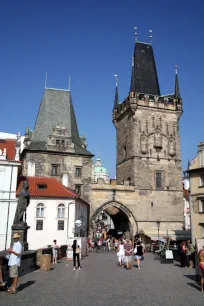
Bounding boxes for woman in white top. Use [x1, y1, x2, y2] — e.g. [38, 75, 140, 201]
[117, 241, 125, 267]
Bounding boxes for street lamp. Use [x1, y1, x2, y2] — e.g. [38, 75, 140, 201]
[156, 220, 160, 248]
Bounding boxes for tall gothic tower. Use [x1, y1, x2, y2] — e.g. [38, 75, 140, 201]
[113, 41, 183, 194]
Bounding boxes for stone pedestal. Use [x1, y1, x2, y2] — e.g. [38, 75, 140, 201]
[11, 224, 30, 251]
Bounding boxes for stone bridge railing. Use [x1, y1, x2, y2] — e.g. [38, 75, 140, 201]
[0, 245, 67, 281]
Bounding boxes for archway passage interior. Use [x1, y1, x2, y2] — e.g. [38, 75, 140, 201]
[105, 205, 131, 238]
[92, 202, 136, 239]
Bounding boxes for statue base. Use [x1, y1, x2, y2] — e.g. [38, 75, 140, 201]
[11, 224, 30, 251]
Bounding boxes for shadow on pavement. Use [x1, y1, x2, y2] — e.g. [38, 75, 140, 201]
[18, 280, 36, 292]
[174, 264, 181, 267]
[184, 274, 196, 281]
[187, 282, 201, 292]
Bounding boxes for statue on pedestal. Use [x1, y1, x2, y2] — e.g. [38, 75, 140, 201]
[12, 180, 30, 251]
[14, 180, 30, 225]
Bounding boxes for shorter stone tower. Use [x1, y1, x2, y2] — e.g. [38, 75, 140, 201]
[21, 87, 93, 202]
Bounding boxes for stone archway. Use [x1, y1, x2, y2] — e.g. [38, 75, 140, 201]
[91, 201, 138, 238]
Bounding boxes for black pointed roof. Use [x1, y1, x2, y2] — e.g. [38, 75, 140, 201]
[28, 88, 93, 156]
[130, 42, 160, 96]
[114, 85, 119, 108]
[175, 73, 181, 99]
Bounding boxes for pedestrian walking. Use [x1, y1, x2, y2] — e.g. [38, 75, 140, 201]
[135, 242, 144, 269]
[0, 256, 6, 288]
[180, 241, 187, 268]
[6, 233, 22, 294]
[114, 239, 118, 251]
[124, 239, 133, 270]
[198, 246, 204, 292]
[186, 240, 195, 268]
[52, 240, 59, 264]
[107, 238, 111, 252]
[117, 240, 125, 267]
[72, 240, 81, 271]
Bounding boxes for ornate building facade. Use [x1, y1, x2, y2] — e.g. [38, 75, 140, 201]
[90, 40, 185, 239]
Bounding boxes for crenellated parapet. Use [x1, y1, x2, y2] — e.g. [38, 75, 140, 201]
[113, 92, 182, 123]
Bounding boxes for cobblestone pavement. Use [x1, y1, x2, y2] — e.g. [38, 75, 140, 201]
[0, 251, 203, 306]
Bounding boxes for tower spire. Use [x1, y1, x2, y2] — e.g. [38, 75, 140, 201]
[114, 74, 119, 108]
[130, 56, 136, 93]
[175, 65, 181, 99]
[45, 72, 48, 89]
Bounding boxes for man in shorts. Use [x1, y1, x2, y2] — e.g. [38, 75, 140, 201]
[7, 233, 22, 294]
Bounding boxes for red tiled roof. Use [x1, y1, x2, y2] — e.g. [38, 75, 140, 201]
[0, 139, 16, 160]
[17, 177, 79, 198]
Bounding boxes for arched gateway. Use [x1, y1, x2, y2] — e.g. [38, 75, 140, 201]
[91, 200, 138, 239]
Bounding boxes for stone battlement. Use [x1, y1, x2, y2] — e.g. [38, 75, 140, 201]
[113, 93, 182, 121]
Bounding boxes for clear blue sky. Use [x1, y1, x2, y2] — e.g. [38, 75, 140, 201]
[0, 0, 203, 178]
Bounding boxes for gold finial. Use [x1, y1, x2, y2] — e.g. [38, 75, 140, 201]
[134, 26, 138, 43]
[175, 65, 178, 75]
[114, 74, 118, 86]
[149, 29, 153, 44]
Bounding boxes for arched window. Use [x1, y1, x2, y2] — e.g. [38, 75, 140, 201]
[36, 203, 44, 218]
[58, 204, 65, 218]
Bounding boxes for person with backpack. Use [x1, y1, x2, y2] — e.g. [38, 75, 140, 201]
[72, 240, 81, 271]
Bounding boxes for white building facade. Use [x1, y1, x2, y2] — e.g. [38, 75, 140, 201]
[17, 177, 89, 250]
[0, 137, 21, 250]
[183, 176, 191, 230]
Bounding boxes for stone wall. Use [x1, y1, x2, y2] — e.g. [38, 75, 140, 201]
[90, 182, 184, 238]
[115, 102, 182, 192]
[21, 151, 93, 202]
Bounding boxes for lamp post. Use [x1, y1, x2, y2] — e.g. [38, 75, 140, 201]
[156, 220, 160, 249]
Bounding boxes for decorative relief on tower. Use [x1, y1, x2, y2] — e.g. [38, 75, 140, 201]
[47, 124, 74, 152]
[168, 136, 176, 157]
[154, 127, 162, 150]
[140, 132, 148, 154]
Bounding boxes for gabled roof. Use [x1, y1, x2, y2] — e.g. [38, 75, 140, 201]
[16, 176, 79, 198]
[0, 139, 16, 160]
[130, 42, 160, 96]
[28, 88, 93, 156]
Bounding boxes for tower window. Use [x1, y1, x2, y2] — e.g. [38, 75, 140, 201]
[56, 139, 60, 146]
[61, 140, 65, 146]
[75, 185, 82, 195]
[156, 172, 162, 190]
[123, 146, 127, 159]
[75, 167, 82, 177]
[51, 164, 59, 176]
[150, 149, 152, 156]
